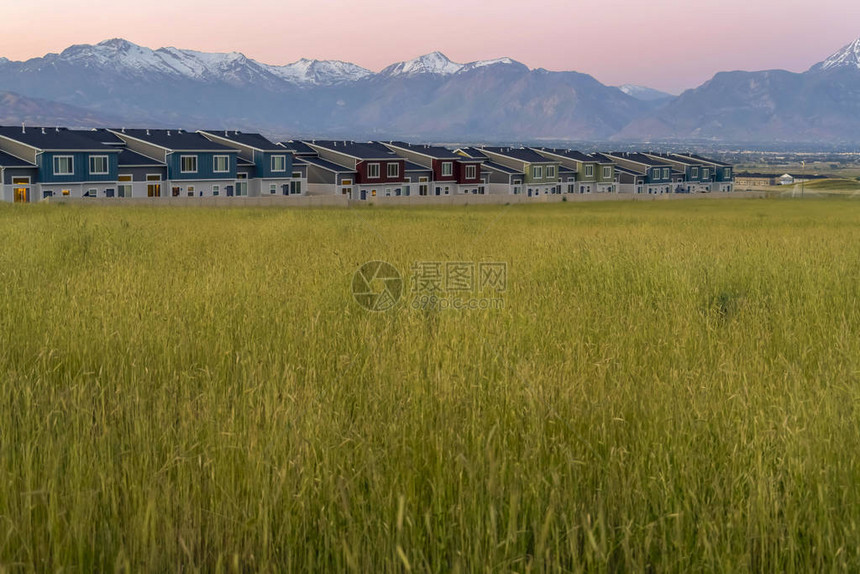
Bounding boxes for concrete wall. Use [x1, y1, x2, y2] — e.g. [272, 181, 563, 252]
[42, 190, 765, 208]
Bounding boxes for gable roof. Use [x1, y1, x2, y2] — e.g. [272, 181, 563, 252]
[0, 126, 120, 152]
[483, 161, 523, 175]
[118, 149, 164, 167]
[482, 147, 556, 163]
[535, 148, 596, 163]
[604, 152, 670, 167]
[404, 161, 432, 172]
[278, 141, 318, 155]
[301, 155, 356, 173]
[199, 130, 285, 152]
[0, 149, 36, 168]
[387, 141, 464, 160]
[308, 140, 402, 160]
[115, 129, 238, 152]
[455, 147, 490, 160]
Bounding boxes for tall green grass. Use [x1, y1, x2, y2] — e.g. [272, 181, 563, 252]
[1, 198, 859, 571]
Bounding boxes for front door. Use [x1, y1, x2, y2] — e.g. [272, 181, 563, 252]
[13, 187, 29, 203]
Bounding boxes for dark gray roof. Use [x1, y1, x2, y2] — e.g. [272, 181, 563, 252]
[559, 166, 576, 174]
[301, 155, 356, 173]
[0, 126, 120, 151]
[308, 140, 400, 160]
[118, 149, 164, 167]
[237, 158, 255, 167]
[116, 129, 238, 152]
[67, 128, 127, 146]
[0, 150, 36, 167]
[482, 147, 556, 163]
[279, 141, 318, 155]
[536, 148, 596, 163]
[614, 165, 644, 177]
[387, 141, 462, 160]
[404, 161, 432, 172]
[605, 152, 669, 167]
[291, 157, 308, 166]
[483, 161, 523, 175]
[676, 153, 731, 167]
[587, 153, 614, 165]
[456, 147, 490, 160]
[199, 130, 284, 152]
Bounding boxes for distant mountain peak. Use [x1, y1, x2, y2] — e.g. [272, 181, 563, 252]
[617, 84, 674, 101]
[382, 52, 463, 77]
[811, 38, 860, 72]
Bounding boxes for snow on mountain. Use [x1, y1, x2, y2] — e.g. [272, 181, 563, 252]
[269, 58, 372, 85]
[381, 52, 464, 77]
[460, 58, 522, 72]
[617, 84, 674, 101]
[810, 38, 860, 72]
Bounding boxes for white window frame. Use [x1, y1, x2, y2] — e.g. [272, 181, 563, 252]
[545, 165, 556, 179]
[533, 166, 543, 180]
[53, 156, 74, 176]
[213, 155, 230, 173]
[603, 167, 612, 179]
[584, 165, 594, 177]
[89, 155, 109, 175]
[180, 155, 198, 174]
[441, 162, 453, 177]
[269, 183, 277, 194]
[271, 155, 287, 173]
[367, 163, 380, 179]
[465, 165, 477, 179]
[212, 185, 220, 196]
[703, 168, 711, 179]
[387, 163, 399, 178]
[663, 168, 670, 179]
[691, 167, 699, 178]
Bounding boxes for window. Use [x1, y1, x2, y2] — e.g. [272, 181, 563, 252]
[691, 167, 699, 178]
[271, 155, 287, 172]
[663, 168, 670, 179]
[725, 168, 732, 179]
[180, 155, 198, 173]
[703, 168, 710, 179]
[85, 188, 97, 198]
[270, 184, 277, 195]
[172, 186, 181, 197]
[603, 167, 612, 179]
[213, 185, 220, 196]
[89, 155, 109, 175]
[213, 155, 230, 173]
[387, 163, 399, 178]
[12, 177, 30, 184]
[367, 163, 380, 178]
[652, 169, 660, 180]
[187, 186, 196, 197]
[546, 166, 556, 179]
[533, 166, 543, 180]
[292, 172, 301, 179]
[62, 189, 71, 196]
[584, 165, 594, 177]
[465, 165, 477, 179]
[53, 156, 74, 176]
[118, 175, 132, 198]
[441, 162, 453, 177]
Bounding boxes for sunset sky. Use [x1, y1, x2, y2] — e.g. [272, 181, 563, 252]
[1, 0, 858, 93]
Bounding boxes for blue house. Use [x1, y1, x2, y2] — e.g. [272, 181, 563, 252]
[602, 152, 674, 195]
[199, 130, 300, 196]
[0, 125, 121, 201]
[70, 129, 168, 198]
[0, 149, 38, 203]
[109, 129, 240, 197]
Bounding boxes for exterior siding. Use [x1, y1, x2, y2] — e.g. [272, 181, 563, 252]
[356, 160, 405, 185]
[253, 150, 293, 179]
[454, 161, 483, 184]
[0, 138, 37, 163]
[166, 152, 237, 180]
[37, 151, 119, 184]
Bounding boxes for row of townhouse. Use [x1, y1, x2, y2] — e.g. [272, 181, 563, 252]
[0, 125, 734, 203]
[0, 126, 306, 202]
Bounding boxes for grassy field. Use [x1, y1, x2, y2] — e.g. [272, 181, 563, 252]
[1, 197, 859, 571]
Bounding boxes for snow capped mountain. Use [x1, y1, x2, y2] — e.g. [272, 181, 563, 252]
[381, 52, 526, 77]
[269, 58, 372, 85]
[810, 38, 860, 72]
[381, 52, 464, 77]
[617, 84, 674, 102]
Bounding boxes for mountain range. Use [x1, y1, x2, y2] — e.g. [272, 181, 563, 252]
[1, 38, 859, 143]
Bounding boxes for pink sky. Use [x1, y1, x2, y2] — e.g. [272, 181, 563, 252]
[1, 0, 858, 93]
